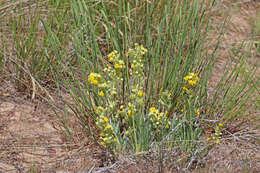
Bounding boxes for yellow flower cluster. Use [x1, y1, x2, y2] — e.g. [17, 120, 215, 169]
[129, 86, 145, 106]
[114, 103, 136, 130]
[127, 43, 147, 77]
[96, 114, 117, 146]
[149, 107, 171, 130]
[135, 43, 148, 56]
[183, 72, 199, 91]
[107, 50, 125, 70]
[183, 72, 199, 86]
[114, 60, 124, 69]
[195, 108, 200, 115]
[98, 91, 104, 96]
[114, 103, 138, 138]
[126, 43, 147, 57]
[108, 50, 118, 62]
[88, 44, 150, 148]
[125, 103, 136, 118]
[137, 90, 143, 97]
[207, 123, 223, 145]
[88, 72, 102, 85]
[104, 50, 125, 81]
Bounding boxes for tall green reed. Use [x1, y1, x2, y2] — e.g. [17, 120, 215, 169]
[1, 0, 71, 93]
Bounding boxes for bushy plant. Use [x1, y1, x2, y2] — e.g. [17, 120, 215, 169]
[42, 0, 257, 155]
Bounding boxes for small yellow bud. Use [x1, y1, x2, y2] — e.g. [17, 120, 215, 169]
[216, 138, 220, 145]
[108, 57, 113, 62]
[149, 107, 156, 113]
[128, 110, 131, 115]
[218, 123, 223, 127]
[114, 64, 120, 69]
[92, 80, 98, 85]
[98, 91, 104, 96]
[105, 124, 112, 129]
[108, 51, 116, 60]
[184, 76, 191, 81]
[103, 116, 109, 122]
[188, 80, 196, 86]
[137, 90, 143, 97]
[188, 72, 195, 76]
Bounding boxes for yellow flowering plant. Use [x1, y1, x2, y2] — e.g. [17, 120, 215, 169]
[24, 0, 257, 166]
[85, 44, 204, 152]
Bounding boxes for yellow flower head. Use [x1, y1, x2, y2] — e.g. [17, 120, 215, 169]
[109, 57, 114, 62]
[114, 63, 120, 69]
[195, 109, 200, 115]
[93, 80, 98, 85]
[218, 123, 223, 127]
[108, 51, 115, 58]
[183, 84, 189, 91]
[128, 110, 131, 115]
[149, 107, 157, 113]
[188, 72, 195, 76]
[188, 80, 196, 86]
[108, 51, 117, 62]
[135, 43, 148, 55]
[118, 60, 124, 65]
[98, 91, 104, 96]
[103, 116, 109, 122]
[88, 72, 101, 85]
[137, 90, 143, 97]
[184, 75, 192, 81]
[184, 72, 199, 86]
[105, 124, 112, 129]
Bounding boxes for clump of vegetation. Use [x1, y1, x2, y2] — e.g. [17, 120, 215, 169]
[56, 0, 256, 155]
[0, 0, 258, 170]
[87, 44, 199, 151]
